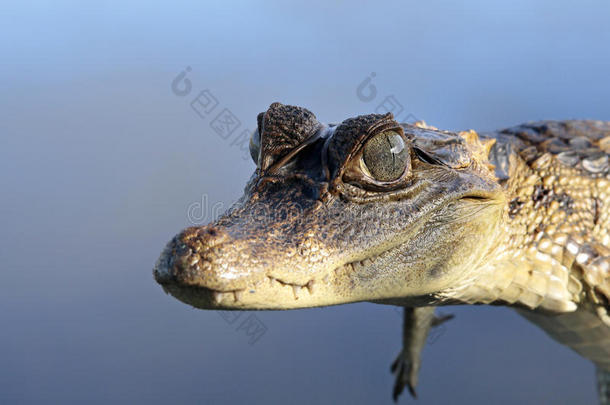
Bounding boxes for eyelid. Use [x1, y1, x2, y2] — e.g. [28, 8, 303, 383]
[358, 156, 373, 178]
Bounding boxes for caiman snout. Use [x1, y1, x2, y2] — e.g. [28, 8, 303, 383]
[153, 225, 233, 288]
[154, 102, 509, 310]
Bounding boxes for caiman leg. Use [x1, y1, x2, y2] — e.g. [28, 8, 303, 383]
[517, 307, 610, 404]
[391, 306, 453, 401]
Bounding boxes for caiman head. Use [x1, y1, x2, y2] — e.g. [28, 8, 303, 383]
[154, 103, 506, 309]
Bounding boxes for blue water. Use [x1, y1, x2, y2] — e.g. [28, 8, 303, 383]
[2, 1, 608, 403]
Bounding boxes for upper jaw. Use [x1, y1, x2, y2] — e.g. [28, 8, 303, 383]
[153, 227, 421, 310]
[152, 224, 395, 310]
[152, 230, 338, 309]
[154, 238, 351, 310]
[153, 194, 439, 310]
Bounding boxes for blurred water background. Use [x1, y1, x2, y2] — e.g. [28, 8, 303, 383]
[2, 1, 610, 403]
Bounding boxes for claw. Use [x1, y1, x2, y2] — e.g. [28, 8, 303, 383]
[391, 307, 454, 401]
[391, 350, 418, 400]
[432, 312, 454, 327]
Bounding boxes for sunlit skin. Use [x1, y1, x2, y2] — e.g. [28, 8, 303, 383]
[154, 103, 609, 402]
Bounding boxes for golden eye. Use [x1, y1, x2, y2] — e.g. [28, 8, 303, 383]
[361, 130, 409, 182]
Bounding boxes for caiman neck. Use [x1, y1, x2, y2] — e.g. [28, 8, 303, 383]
[439, 138, 588, 313]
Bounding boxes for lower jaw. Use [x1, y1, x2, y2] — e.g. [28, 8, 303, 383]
[160, 230, 427, 311]
[160, 283, 354, 310]
[161, 284, 220, 309]
[160, 244, 413, 310]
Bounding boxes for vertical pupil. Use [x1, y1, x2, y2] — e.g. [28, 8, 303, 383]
[362, 131, 408, 182]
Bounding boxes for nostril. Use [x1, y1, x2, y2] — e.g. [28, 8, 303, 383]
[196, 225, 229, 247]
[198, 226, 218, 237]
[176, 243, 190, 256]
[154, 225, 232, 288]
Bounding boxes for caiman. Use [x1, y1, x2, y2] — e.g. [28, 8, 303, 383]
[154, 103, 610, 403]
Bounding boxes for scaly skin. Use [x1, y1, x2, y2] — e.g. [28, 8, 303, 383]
[154, 104, 609, 402]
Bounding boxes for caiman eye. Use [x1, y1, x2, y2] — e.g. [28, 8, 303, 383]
[361, 130, 409, 182]
[249, 129, 260, 164]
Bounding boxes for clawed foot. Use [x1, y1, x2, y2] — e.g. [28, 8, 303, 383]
[391, 307, 454, 402]
[391, 347, 418, 400]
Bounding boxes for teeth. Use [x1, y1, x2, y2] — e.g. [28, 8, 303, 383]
[306, 280, 315, 294]
[292, 285, 301, 300]
[268, 276, 315, 298]
[213, 291, 224, 304]
[269, 276, 283, 287]
[212, 290, 244, 304]
[233, 290, 243, 302]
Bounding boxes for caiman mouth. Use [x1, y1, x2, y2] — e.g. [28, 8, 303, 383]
[158, 275, 318, 309]
[154, 236, 332, 309]
[153, 227, 421, 310]
[155, 245, 372, 310]
[153, 190, 503, 310]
